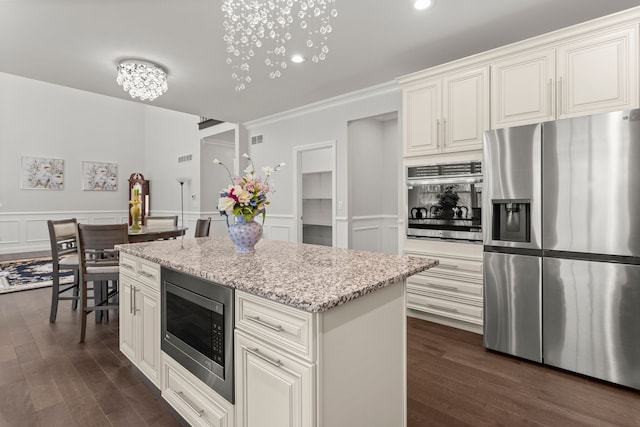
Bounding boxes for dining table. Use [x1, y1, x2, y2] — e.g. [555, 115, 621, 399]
[127, 225, 188, 243]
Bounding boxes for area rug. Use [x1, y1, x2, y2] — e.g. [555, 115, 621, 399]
[0, 258, 74, 294]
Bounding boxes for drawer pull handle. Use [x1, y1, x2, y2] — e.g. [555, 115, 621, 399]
[427, 304, 459, 314]
[429, 283, 458, 291]
[132, 287, 139, 315]
[122, 263, 134, 270]
[139, 270, 154, 278]
[174, 391, 205, 417]
[247, 347, 282, 368]
[246, 315, 283, 332]
[129, 286, 134, 314]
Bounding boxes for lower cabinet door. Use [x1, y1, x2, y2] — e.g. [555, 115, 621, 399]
[136, 284, 161, 386]
[235, 331, 314, 427]
[119, 277, 161, 387]
[119, 278, 136, 362]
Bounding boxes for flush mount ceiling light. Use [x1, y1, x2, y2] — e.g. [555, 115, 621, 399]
[116, 59, 168, 101]
[414, 0, 433, 10]
[221, 0, 338, 91]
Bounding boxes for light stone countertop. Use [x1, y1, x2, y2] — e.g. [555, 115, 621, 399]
[117, 236, 438, 312]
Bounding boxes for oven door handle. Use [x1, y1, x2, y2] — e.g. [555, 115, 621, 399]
[246, 315, 283, 332]
[247, 347, 282, 368]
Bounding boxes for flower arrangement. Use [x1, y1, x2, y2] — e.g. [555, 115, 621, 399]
[214, 153, 285, 223]
[436, 185, 459, 209]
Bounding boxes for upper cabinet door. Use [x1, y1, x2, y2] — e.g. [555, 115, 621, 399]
[557, 25, 639, 119]
[491, 50, 555, 129]
[403, 79, 441, 157]
[443, 66, 489, 153]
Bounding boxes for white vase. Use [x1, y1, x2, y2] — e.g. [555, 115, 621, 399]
[227, 215, 263, 253]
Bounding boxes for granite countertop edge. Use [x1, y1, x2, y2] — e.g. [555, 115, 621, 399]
[117, 239, 438, 313]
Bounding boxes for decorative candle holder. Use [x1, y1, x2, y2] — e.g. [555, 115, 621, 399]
[129, 199, 141, 232]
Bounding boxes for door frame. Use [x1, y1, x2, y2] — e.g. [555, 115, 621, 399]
[292, 140, 337, 245]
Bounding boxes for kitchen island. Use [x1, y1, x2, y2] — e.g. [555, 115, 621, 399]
[117, 237, 437, 427]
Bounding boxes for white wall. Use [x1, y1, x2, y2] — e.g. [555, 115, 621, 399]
[201, 139, 235, 236]
[144, 107, 201, 215]
[348, 115, 400, 254]
[0, 72, 200, 254]
[0, 73, 146, 213]
[0, 74, 402, 255]
[245, 83, 401, 248]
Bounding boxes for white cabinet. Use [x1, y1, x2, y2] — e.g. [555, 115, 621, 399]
[235, 331, 314, 427]
[492, 25, 638, 129]
[162, 355, 235, 427]
[235, 291, 315, 427]
[403, 66, 489, 157]
[404, 240, 483, 334]
[235, 286, 406, 427]
[119, 253, 161, 387]
[557, 26, 638, 118]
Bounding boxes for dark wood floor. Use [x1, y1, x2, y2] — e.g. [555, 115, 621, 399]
[0, 287, 183, 427]
[407, 316, 640, 427]
[1, 287, 639, 426]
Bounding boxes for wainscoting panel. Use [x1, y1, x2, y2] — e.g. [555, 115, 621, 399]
[352, 226, 380, 252]
[351, 215, 399, 254]
[0, 220, 21, 245]
[25, 219, 49, 243]
[268, 225, 291, 242]
[0, 211, 128, 255]
[262, 214, 294, 242]
[93, 216, 120, 225]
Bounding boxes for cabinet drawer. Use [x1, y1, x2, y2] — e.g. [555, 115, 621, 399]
[162, 355, 233, 427]
[120, 253, 160, 290]
[236, 291, 315, 362]
[407, 274, 482, 301]
[406, 251, 482, 281]
[407, 293, 483, 325]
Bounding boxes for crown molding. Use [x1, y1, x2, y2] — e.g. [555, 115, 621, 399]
[244, 81, 400, 129]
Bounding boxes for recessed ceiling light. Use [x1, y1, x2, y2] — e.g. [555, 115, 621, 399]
[291, 54, 305, 64]
[414, 0, 433, 10]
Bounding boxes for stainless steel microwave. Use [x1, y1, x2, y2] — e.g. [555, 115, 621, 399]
[406, 161, 482, 242]
[161, 267, 235, 403]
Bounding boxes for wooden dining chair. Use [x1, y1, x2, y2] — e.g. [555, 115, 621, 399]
[194, 217, 211, 237]
[145, 215, 178, 227]
[47, 218, 80, 323]
[76, 223, 128, 343]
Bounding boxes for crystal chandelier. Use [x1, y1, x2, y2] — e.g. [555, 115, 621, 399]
[222, 0, 338, 91]
[116, 59, 168, 101]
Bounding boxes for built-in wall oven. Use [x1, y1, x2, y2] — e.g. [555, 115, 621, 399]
[407, 161, 483, 242]
[161, 267, 235, 403]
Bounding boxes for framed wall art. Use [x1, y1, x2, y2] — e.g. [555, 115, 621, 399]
[82, 161, 118, 191]
[21, 156, 65, 190]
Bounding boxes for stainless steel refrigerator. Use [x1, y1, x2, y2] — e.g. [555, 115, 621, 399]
[483, 109, 640, 389]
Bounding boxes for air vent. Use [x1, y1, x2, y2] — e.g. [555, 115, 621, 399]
[178, 154, 193, 163]
[408, 161, 481, 178]
[251, 135, 263, 145]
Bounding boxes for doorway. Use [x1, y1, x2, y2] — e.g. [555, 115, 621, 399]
[293, 141, 336, 246]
